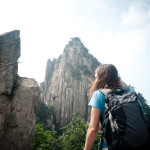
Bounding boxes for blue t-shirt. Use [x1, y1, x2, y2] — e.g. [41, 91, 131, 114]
[88, 87, 140, 148]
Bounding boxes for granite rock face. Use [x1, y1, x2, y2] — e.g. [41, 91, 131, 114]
[0, 30, 20, 95]
[0, 30, 40, 150]
[42, 37, 101, 127]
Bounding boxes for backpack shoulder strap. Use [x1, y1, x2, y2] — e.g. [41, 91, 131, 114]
[100, 89, 111, 96]
[99, 88, 111, 150]
[100, 89, 113, 105]
[121, 86, 130, 92]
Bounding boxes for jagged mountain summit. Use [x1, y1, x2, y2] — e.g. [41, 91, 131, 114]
[41, 37, 101, 127]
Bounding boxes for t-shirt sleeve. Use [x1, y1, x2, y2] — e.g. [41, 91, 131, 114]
[88, 90, 104, 110]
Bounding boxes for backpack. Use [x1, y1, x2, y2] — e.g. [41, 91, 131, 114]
[99, 87, 150, 150]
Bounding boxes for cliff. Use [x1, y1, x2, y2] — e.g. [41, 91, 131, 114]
[0, 30, 40, 150]
[42, 37, 101, 127]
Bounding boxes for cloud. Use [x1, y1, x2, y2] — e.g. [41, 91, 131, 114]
[121, 1, 150, 26]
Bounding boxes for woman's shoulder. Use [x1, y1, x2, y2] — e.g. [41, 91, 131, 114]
[88, 90, 105, 110]
[93, 89, 104, 98]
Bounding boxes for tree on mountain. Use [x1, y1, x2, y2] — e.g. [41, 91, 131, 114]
[61, 115, 101, 150]
[34, 123, 62, 150]
[61, 115, 86, 150]
[37, 101, 55, 129]
[138, 92, 150, 117]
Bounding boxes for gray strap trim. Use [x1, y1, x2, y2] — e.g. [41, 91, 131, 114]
[100, 89, 111, 96]
[100, 89, 111, 108]
[105, 102, 108, 109]
[109, 111, 115, 132]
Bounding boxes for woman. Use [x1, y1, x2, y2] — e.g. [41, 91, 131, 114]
[84, 64, 122, 150]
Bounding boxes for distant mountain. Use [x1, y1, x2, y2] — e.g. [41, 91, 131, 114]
[41, 37, 100, 127]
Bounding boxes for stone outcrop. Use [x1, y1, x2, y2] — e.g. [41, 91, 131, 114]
[0, 30, 20, 95]
[0, 30, 40, 150]
[42, 37, 101, 127]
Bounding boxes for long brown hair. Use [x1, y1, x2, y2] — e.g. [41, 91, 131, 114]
[90, 64, 122, 98]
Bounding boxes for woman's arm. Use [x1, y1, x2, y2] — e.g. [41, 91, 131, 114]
[84, 107, 101, 150]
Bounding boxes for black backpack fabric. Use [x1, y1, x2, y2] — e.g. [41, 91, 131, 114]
[99, 87, 150, 150]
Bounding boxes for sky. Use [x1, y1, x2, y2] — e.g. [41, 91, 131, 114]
[0, 0, 150, 104]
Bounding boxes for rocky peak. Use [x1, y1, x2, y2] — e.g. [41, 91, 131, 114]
[42, 37, 101, 127]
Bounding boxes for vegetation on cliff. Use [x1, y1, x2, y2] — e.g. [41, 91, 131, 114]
[34, 115, 101, 150]
[37, 101, 56, 129]
[34, 123, 62, 150]
[138, 92, 150, 117]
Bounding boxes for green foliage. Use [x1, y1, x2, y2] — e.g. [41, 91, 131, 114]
[57, 55, 62, 63]
[67, 37, 82, 47]
[61, 115, 101, 150]
[71, 69, 81, 80]
[63, 48, 68, 53]
[71, 65, 92, 80]
[47, 59, 51, 64]
[61, 116, 86, 150]
[79, 65, 91, 75]
[138, 92, 150, 117]
[70, 37, 81, 42]
[93, 58, 101, 70]
[83, 47, 89, 52]
[34, 123, 62, 150]
[37, 101, 55, 127]
[34, 115, 101, 150]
